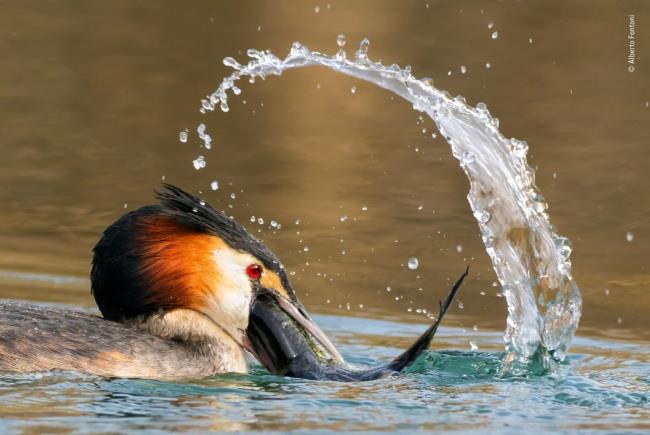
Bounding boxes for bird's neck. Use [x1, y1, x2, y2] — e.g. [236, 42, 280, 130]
[124, 308, 249, 374]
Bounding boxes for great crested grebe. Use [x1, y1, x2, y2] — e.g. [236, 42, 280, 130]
[0, 184, 467, 381]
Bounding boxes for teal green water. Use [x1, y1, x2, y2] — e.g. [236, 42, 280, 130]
[1, 313, 647, 433]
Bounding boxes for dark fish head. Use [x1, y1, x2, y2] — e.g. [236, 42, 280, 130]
[244, 289, 342, 378]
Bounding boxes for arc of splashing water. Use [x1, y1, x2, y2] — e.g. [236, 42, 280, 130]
[200, 39, 582, 366]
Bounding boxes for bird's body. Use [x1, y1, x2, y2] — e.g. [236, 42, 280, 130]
[0, 301, 247, 379]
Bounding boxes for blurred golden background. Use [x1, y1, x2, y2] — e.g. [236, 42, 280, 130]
[0, 0, 648, 341]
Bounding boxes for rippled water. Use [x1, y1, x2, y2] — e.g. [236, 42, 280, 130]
[1, 1, 649, 433]
[0, 312, 647, 433]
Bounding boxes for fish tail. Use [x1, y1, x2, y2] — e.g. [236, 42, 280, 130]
[385, 265, 469, 372]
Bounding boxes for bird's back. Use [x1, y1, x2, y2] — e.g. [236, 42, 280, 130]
[0, 301, 226, 379]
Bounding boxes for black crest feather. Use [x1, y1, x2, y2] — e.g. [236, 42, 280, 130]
[155, 183, 287, 278]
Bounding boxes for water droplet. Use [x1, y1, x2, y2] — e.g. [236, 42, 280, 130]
[303, 246, 309, 252]
[223, 57, 242, 70]
[314, 5, 320, 13]
[339, 215, 348, 222]
[192, 156, 206, 170]
[485, 62, 491, 69]
[386, 286, 392, 292]
[491, 31, 499, 39]
[534, 201, 547, 214]
[270, 220, 278, 228]
[350, 86, 357, 94]
[230, 192, 236, 199]
[460, 65, 467, 74]
[210, 181, 219, 191]
[417, 205, 424, 211]
[461, 151, 475, 164]
[604, 288, 610, 296]
[458, 301, 464, 309]
[179, 129, 189, 143]
[469, 341, 479, 351]
[431, 132, 437, 139]
[488, 22, 494, 29]
[361, 206, 368, 212]
[511, 139, 528, 159]
[123, 203, 128, 209]
[626, 231, 635, 242]
[250, 216, 256, 223]
[473, 209, 491, 224]
[197, 123, 213, 149]
[529, 37, 533, 44]
[456, 244, 463, 253]
[617, 317, 623, 325]
[356, 38, 370, 61]
[407, 257, 419, 270]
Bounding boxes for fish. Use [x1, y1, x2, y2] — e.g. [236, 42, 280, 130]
[246, 266, 469, 381]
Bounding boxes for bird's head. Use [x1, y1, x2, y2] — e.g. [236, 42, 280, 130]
[91, 184, 342, 374]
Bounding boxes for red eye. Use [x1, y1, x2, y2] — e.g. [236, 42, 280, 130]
[246, 264, 263, 280]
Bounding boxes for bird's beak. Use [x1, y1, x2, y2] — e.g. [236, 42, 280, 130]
[243, 267, 469, 380]
[243, 288, 344, 376]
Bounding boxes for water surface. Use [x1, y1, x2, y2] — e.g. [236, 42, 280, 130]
[0, 0, 648, 433]
[1, 313, 648, 433]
